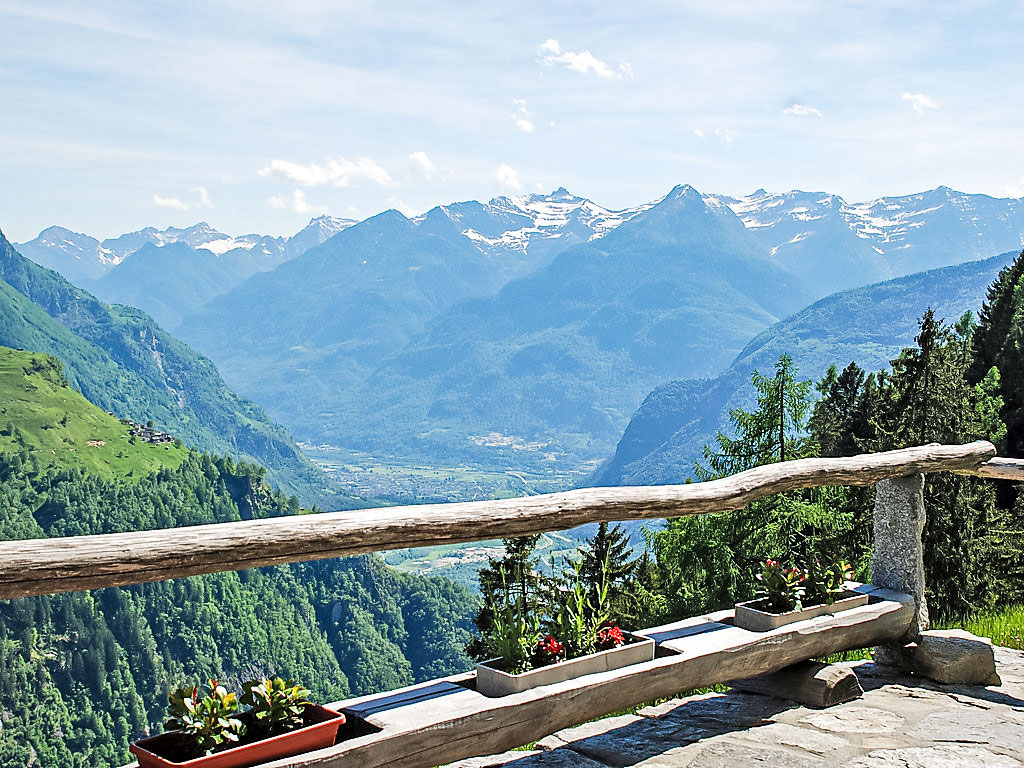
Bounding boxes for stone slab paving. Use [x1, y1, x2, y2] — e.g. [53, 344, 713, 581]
[446, 647, 1024, 768]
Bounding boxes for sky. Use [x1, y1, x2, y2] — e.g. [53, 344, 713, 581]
[2, 0, 1024, 242]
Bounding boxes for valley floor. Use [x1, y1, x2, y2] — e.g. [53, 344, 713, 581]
[300, 443, 593, 503]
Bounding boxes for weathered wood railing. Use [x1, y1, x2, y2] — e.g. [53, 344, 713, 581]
[2, 440, 1020, 768]
[0, 441, 1013, 601]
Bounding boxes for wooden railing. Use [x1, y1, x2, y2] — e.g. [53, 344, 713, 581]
[3, 440, 1020, 768]
[0, 441, 1011, 601]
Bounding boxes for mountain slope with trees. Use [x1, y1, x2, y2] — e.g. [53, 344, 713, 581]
[0, 229, 346, 505]
[596, 249, 1020, 486]
[0, 350, 478, 767]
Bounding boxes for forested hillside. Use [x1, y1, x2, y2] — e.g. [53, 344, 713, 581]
[0, 229, 347, 505]
[597, 249, 1020, 486]
[0, 349, 477, 767]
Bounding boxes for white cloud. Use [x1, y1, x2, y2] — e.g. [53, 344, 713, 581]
[192, 186, 213, 208]
[259, 156, 395, 187]
[153, 194, 189, 211]
[408, 151, 436, 180]
[693, 128, 706, 139]
[511, 98, 535, 133]
[538, 39, 627, 80]
[783, 103, 822, 117]
[495, 163, 522, 191]
[267, 188, 327, 214]
[715, 128, 737, 145]
[902, 92, 938, 113]
[154, 187, 214, 211]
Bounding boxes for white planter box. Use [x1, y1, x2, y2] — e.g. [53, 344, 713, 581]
[734, 589, 869, 632]
[475, 633, 655, 697]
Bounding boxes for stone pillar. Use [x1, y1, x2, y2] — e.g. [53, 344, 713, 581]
[872, 474, 928, 642]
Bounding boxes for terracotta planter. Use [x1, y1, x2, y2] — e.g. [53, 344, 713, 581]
[130, 704, 344, 768]
[734, 589, 869, 632]
[476, 633, 655, 697]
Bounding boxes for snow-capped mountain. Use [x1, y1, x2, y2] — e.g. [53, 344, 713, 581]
[722, 187, 1024, 296]
[15, 216, 357, 289]
[15, 226, 118, 284]
[434, 187, 652, 278]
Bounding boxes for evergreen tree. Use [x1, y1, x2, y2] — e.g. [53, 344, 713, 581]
[867, 310, 1019, 619]
[578, 522, 634, 616]
[654, 355, 841, 618]
[698, 354, 814, 477]
[466, 535, 542, 660]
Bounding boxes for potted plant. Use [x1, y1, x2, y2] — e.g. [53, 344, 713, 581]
[734, 558, 868, 632]
[473, 561, 654, 697]
[130, 677, 345, 768]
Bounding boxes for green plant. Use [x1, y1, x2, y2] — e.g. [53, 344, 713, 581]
[480, 567, 541, 673]
[803, 558, 854, 605]
[548, 558, 611, 658]
[754, 559, 805, 613]
[165, 679, 245, 757]
[240, 677, 312, 737]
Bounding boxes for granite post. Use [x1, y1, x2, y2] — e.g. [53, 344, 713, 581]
[872, 474, 928, 643]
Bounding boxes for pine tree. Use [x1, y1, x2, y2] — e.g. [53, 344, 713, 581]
[969, 250, 1024, 475]
[867, 310, 1019, 619]
[577, 522, 635, 622]
[466, 535, 542, 660]
[654, 355, 840, 618]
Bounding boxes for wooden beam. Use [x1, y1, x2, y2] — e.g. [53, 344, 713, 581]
[248, 586, 913, 768]
[0, 442, 994, 599]
[957, 456, 1024, 481]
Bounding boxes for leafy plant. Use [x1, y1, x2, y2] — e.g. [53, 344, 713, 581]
[548, 558, 611, 658]
[165, 679, 245, 757]
[240, 677, 312, 737]
[803, 558, 854, 606]
[480, 566, 540, 673]
[754, 559, 805, 613]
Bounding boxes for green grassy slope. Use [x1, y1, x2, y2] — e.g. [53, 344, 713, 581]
[0, 347, 187, 479]
[0, 228, 354, 506]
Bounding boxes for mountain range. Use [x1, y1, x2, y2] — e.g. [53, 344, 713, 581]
[595, 249, 1019, 486]
[0, 229, 350, 505]
[15, 184, 1024, 483]
[15, 216, 354, 290]
[175, 184, 1024, 475]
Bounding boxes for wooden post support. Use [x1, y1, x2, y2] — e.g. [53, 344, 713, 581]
[872, 474, 928, 644]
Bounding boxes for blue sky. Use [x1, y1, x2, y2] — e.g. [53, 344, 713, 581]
[1, 0, 1023, 241]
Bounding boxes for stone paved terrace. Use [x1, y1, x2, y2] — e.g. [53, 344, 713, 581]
[448, 647, 1024, 768]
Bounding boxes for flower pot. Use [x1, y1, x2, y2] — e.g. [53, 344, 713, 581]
[475, 633, 655, 697]
[130, 704, 345, 768]
[734, 589, 869, 632]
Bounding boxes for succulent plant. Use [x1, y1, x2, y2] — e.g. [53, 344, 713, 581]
[165, 679, 245, 757]
[240, 677, 312, 736]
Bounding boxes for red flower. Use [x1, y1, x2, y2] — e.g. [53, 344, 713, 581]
[538, 635, 564, 657]
[596, 624, 626, 650]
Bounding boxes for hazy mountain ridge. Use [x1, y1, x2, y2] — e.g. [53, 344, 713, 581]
[290, 185, 811, 470]
[15, 216, 356, 288]
[0, 228, 352, 505]
[724, 186, 1024, 296]
[595, 249, 1020, 486]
